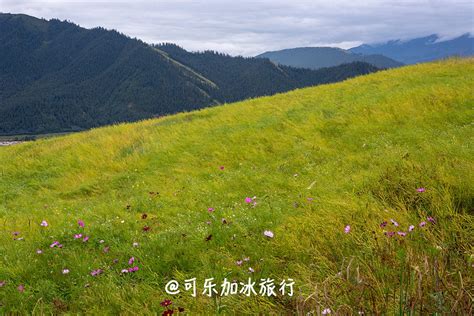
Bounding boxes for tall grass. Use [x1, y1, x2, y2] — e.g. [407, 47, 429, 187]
[0, 58, 472, 314]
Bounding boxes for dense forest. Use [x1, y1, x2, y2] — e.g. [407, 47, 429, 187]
[0, 13, 378, 135]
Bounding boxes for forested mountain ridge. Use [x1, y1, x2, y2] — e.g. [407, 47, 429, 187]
[0, 13, 378, 135]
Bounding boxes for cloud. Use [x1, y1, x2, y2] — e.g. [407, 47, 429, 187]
[1, 0, 472, 56]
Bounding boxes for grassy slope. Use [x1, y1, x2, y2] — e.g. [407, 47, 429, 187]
[0, 58, 473, 314]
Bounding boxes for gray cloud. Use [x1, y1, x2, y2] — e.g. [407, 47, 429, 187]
[1, 0, 472, 56]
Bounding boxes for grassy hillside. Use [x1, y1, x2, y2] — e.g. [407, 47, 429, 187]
[0, 58, 473, 314]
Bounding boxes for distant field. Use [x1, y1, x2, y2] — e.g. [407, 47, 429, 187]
[0, 58, 472, 314]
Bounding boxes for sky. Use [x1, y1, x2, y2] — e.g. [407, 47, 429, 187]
[0, 0, 473, 56]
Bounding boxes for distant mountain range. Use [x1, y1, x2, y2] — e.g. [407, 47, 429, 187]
[350, 34, 474, 64]
[257, 34, 473, 70]
[0, 13, 378, 135]
[257, 47, 403, 70]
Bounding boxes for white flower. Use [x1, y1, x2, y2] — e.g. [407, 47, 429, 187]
[263, 230, 274, 238]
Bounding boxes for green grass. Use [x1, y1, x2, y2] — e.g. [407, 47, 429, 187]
[0, 58, 473, 314]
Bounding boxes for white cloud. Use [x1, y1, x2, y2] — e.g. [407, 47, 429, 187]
[0, 0, 472, 56]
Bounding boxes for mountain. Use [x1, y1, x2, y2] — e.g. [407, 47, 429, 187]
[256, 47, 402, 69]
[0, 13, 378, 136]
[0, 58, 472, 313]
[350, 33, 474, 64]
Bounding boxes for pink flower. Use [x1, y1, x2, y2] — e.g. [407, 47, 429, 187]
[208, 207, 215, 213]
[419, 221, 427, 227]
[380, 221, 388, 228]
[103, 246, 110, 253]
[236, 260, 243, 266]
[397, 231, 407, 237]
[62, 269, 70, 274]
[40, 220, 48, 227]
[385, 231, 395, 237]
[17, 284, 25, 293]
[408, 225, 415, 232]
[128, 257, 135, 265]
[243, 257, 250, 262]
[263, 230, 274, 238]
[121, 269, 129, 274]
[427, 216, 435, 224]
[132, 242, 139, 247]
[219, 166, 225, 170]
[12, 231, 20, 236]
[322, 308, 331, 315]
[36, 249, 43, 254]
[74, 234, 82, 239]
[78, 220, 85, 228]
[307, 197, 314, 202]
[390, 219, 399, 227]
[90, 269, 103, 277]
[248, 267, 255, 273]
[416, 188, 426, 193]
[206, 221, 211, 225]
[344, 225, 351, 234]
[83, 236, 89, 242]
[0, 281, 5, 287]
[128, 266, 139, 273]
[245, 197, 253, 204]
[50, 241, 60, 248]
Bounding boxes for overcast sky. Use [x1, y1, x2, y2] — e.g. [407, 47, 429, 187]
[1, 0, 472, 56]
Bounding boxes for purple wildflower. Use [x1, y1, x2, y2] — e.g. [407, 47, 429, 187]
[397, 231, 407, 237]
[390, 219, 399, 227]
[40, 220, 48, 227]
[83, 236, 89, 242]
[416, 188, 426, 193]
[128, 257, 135, 265]
[90, 269, 103, 277]
[74, 234, 82, 239]
[408, 225, 415, 232]
[419, 221, 427, 227]
[17, 284, 25, 292]
[236, 260, 243, 266]
[78, 220, 85, 228]
[380, 221, 388, 228]
[427, 216, 436, 224]
[344, 225, 351, 234]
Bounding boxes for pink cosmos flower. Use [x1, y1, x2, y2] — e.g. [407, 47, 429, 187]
[380, 221, 388, 228]
[236, 260, 243, 266]
[83, 236, 89, 242]
[263, 230, 274, 238]
[161, 299, 172, 307]
[208, 207, 215, 213]
[128, 257, 135, 265]
[40, 220, 48, 227]
[121, 269, 129, 274]
[90, 269, 103, 276]
[206, 221, 211, 225]
[50, 241, 60, 248]
[78, 220, 85, 228]
[245, 197, 253, 204]
[397, 231, 407, 237]
[103, 246, 110, 253]
[128, 266, 139, 273]
[385, 231, 395, 237]
[99, 240, 105, 244]
[219, 166, 225, 170]
[322, 308, 331, 315]
[419, 221, 427, 227]
[36, 249, 43, 254]
[248, 267, 255, 273]
[0, 281, 5, 287]
[17, 284, 25, 292]
[416, 188, 426, 193]
[408, 225, 415, 232]
[12, 231, 20, 236]
[74, 234, 82, 239]
[427, 216, 435, 224]
[390, 219, 399, 227]
[62, 269, 70, 274]
[243, 257, 250, 262]
[344, 225, 351, 234]
[307, 197, 314, 202]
